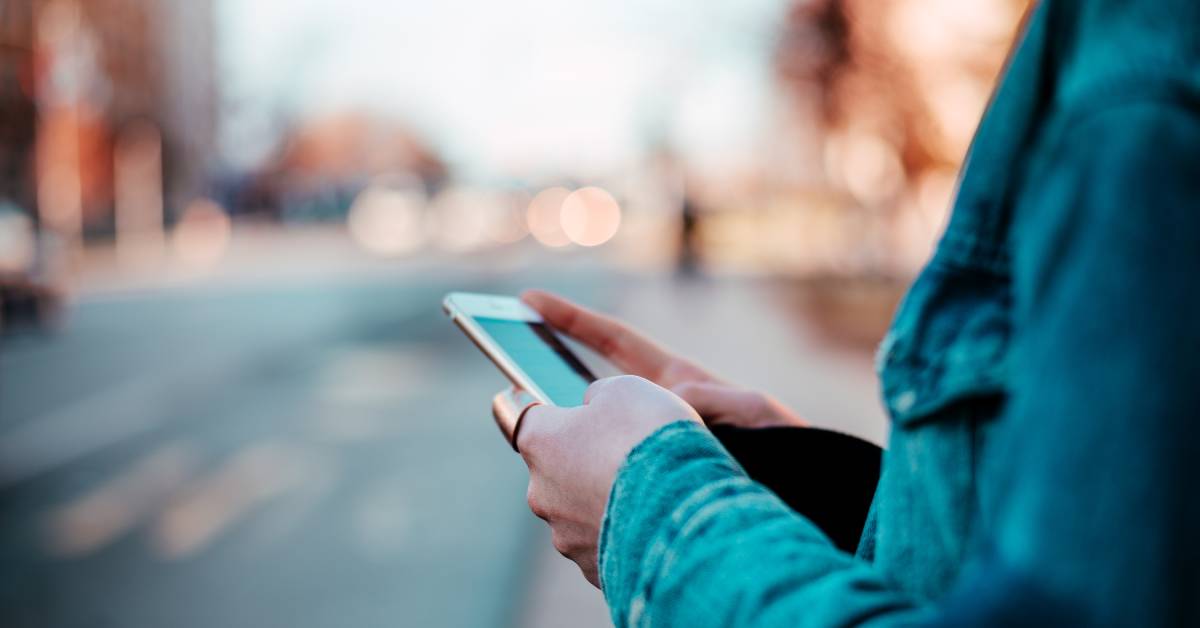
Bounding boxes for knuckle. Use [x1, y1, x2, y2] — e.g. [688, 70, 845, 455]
[526, 484, 547, 519]
[585, 375, 632, 403]
[611, 374, 646, 389]
[671, 381, 699, 399]
[584, 379, 607, 398]
[670, 380, 693, 393]
[551, 531, 571, 555]
[598, 334, 621, 359]
[752, 392, 772, 412]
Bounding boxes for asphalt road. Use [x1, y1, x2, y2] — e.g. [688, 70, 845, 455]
[0, 269, 612, 628]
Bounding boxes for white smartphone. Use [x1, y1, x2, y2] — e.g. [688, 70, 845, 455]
[443, 292, 596, 406]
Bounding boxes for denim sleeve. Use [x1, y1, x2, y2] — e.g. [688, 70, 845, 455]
[598, 421, 927, 627]
[969, 100, 1200, 625]
[598, 101, 1200, 626]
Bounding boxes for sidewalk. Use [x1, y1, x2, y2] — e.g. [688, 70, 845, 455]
[68, 225, 449, 299]
[517, 272, 889, 628]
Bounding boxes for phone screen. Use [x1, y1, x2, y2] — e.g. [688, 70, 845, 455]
[474, 317, 595, 406]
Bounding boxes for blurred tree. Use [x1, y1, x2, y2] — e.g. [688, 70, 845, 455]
[775, 0, 1031, 210]
[0, 0, 37, 217]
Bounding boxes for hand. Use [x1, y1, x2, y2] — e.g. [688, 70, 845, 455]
[517, 375, 702, 588]
[521, 290, 718, 390]
[671, 381, 806, 429]
[521, 290, 805, 429]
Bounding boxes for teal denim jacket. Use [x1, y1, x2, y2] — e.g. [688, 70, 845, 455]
[598, 1, 1200, 625]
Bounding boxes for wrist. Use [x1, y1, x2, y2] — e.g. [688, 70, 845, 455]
[598, 420, 734, 596]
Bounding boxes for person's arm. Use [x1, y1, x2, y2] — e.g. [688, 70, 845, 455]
[596, 101, 1200, 626]
[600, 421, 928, 626]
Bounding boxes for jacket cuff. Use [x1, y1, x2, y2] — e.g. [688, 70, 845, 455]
[598, 420, 746, 625]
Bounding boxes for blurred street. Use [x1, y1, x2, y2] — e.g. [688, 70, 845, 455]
[0, 251, 619, 627]
[0, 0, 1027, 625]
[0, 238, 887, 628]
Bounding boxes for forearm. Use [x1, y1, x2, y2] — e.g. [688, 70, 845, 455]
[599, 421, 927, 627]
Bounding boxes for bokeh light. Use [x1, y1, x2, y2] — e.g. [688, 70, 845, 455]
[560, 186, 621, 247]
[825, 132, 905, 207]
[487, 190, 531, 245]
[172, 198, 231, 269]
[0, 204, 35, 273]
[526, 187, 572, 248]
[429, 187, 492, 253]
[347, 185, 427, 257]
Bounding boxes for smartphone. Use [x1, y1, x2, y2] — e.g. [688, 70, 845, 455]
[443, 292, 596, 407]
[444, 294, 880, 551]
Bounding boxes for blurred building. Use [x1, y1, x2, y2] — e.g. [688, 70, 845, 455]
[662, 0, 1031, 282]
[0, 0, 36, 218]
[222, 112, 448, 224]
[767, 0, 1031, 274]
[0, 0, 217, 246]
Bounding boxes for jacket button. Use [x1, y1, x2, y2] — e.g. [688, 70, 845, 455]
[894, 390, 917, 413]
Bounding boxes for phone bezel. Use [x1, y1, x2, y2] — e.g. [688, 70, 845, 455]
[443, 292, 557, 404]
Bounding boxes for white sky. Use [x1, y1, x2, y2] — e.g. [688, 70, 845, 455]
[215, 0, 786, 179]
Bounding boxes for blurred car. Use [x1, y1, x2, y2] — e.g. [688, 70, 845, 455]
[0, 204, 63, 334]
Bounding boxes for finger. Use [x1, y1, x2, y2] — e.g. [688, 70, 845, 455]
[671, 381, 761, 424]
[521, 290, 672, 379]
[582, 376, 621, 404]
[492, 387, 539, 444]
[515, 404, 569, 461]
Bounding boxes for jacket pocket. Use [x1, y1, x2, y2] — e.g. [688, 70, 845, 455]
[871, 258, 1010, 599]
[878, 259, 1011, 427]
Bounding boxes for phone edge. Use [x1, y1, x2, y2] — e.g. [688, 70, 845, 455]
[443, 294, 555, 405]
